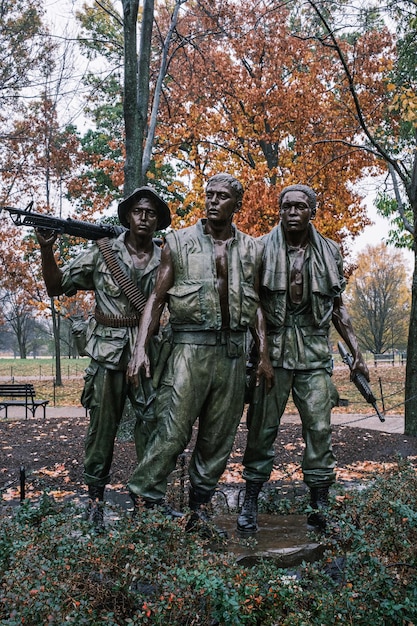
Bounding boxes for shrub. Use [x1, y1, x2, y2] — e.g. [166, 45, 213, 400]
[1, 461, 417, 624]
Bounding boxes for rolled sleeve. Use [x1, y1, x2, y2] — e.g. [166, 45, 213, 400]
[61, 245, 98, 296]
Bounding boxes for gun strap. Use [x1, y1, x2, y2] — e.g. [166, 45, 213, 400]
[96, 237, 147, 313]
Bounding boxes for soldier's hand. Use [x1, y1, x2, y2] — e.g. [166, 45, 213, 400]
[35, 228, 58, 248]
[256, 356, 275, 393]
[351, 355, 370, 382]
[126, 347, 151, 387]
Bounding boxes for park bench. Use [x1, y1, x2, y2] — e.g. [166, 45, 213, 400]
[0, 383, 49, 419]
[374, 353, 395, 367]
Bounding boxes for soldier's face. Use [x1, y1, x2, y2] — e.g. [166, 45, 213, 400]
[205, 182, 241, 223]
[127, 198, 159, 235]
[280, 191, 312, 233]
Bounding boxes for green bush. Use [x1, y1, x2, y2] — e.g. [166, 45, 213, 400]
[1, 461, 417, 624]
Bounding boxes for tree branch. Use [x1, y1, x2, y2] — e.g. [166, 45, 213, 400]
[94, 0, 123, 27]
[305, 0, 408, 188]
[389, 163, 415, 234]
[142, 0, 187, 177]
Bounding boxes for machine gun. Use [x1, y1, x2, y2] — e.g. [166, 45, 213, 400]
[338, 341, 385, 422]
[1, 201, 126, 240]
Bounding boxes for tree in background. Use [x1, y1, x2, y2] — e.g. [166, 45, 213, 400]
[0, 290, 39, 359]
[372, 0, 417, 252]
[155, 0, 383, 241]
[0, 89, 88, 383]
[75, 0, 395, 246]
[0, 227, 94, 364]
[0, 289, 51, 359]
[0, 0, 52, 109]
[0, 0, 59, 203]
[302, 0, 417, 434]
[0, 323, 17, 356]
[0, 237, 51, 359]
[0, 10, 95, 380]
[345, 244, 410, 355]
[76, 0, 186, 196]
[1, 103, 84, 208]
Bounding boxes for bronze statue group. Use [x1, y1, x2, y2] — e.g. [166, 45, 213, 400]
[37, 174, 369, 535]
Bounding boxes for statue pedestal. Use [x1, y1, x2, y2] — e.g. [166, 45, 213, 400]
[213, 514, 325, 567]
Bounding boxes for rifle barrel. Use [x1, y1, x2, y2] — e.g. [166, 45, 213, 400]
[2, 205, 124, 240]
[338, 341, 385, 422]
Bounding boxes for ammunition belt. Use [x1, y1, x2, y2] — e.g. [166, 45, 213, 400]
[94, 308, 141, 328]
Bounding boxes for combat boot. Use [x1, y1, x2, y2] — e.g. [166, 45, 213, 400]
[84, 485, 105, 531]
[236, 481, 264, 533]
[129, 491, 183, 520]
[185, 486, 227, 538]
[307, 486, 329, 531]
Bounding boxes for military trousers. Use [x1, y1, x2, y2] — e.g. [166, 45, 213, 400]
[242, 367, 338, 488]
[82, 361, 156, 488]
[127, 341, 246, 503]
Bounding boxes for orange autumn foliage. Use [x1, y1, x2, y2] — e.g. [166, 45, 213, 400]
[149, 0, 393, 248]
[1, 0, 396, 266]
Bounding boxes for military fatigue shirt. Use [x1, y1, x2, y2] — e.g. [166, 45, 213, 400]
[166, 219, 263, 332]
[61, 232, 161, 369]
[260, 223, 345, 372]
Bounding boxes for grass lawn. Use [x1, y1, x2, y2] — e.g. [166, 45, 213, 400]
[0, 356, 406, 413]
[0, 357, 88, 406]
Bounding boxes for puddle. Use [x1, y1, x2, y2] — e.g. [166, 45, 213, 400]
[212, 514, 324, 567]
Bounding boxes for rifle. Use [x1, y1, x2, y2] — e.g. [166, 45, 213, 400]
[337, 341, 385, 422]
[1, 201, 126, 240]
[244, 339, 258, 404]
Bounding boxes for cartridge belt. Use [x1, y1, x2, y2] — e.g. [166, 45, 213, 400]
[94, 308, 141, 328]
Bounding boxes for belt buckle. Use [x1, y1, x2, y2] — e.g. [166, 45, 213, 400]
[216, 330, 228, 345]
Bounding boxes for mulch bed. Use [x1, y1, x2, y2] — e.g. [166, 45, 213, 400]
[1, 415, 416, 508]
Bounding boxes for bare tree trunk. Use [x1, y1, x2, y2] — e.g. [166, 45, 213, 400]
[403, 147, 417, 435]
[17, 329, 27, 359]
[122, 0, 140, 194]
[136, 0, 154, 186]
[122, 0, 154, 195]
[306, 0, 417, 434]
[404, 224, 417, 435]
[142, 0, 183, 177]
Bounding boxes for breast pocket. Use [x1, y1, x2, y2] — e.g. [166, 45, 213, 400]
[239, 283, 260, 326]
[167, 283, 204, 324]
[186, 253, 208, 280]
[301, 328, 331, 364]
[97, 269, 122, 297]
